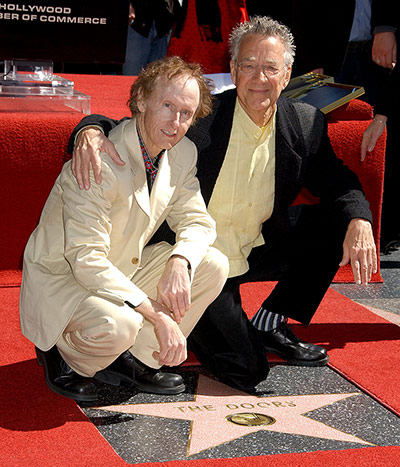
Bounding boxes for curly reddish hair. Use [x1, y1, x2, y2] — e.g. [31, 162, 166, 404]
[128, 56, 213, 123]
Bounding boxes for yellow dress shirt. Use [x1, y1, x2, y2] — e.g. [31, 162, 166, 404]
[208, 99, 276, 278]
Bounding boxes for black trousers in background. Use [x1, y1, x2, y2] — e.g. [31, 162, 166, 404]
[380, 117, 400, 245]
[188, 205, 348, 392]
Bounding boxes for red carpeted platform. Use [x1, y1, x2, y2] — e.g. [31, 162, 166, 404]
[1, 272, 399, 466]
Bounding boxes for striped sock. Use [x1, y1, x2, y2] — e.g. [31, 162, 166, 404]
[251, 307, 285, 332]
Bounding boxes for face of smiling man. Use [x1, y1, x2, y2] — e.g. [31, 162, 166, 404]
[137, 74, 200, 158]
[230, 34, 292, 127]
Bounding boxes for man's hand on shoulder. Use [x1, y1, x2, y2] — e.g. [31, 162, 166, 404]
[72, 127, 125, 190]
[340, 218, 377, 285]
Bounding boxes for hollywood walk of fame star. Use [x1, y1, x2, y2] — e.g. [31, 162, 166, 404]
[94, 374, 374, 456]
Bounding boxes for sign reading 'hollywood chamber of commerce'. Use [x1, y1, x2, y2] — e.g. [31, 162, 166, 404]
[0, 1, 129, 63]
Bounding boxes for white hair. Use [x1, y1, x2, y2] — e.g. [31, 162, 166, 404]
[229, 16, 296, 67]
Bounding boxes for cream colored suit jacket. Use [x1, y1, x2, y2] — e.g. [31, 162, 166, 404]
[20, 119, 216, 351]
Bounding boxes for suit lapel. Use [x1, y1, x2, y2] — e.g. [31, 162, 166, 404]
[149, 148, 180, 221]
[124, 119, 151, 218]
[124, 119, 181, 231]
[121, 119, 184, 243]
[274, 98, 304, 211]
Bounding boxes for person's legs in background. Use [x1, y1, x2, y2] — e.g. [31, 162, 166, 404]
[123, 23, 170, 76]
[147, 30, 171, 64]
[123, 24, 154, 75]
[380, 115, 400, 252]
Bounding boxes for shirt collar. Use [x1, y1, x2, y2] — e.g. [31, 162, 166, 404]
[235, 98, 276, 140]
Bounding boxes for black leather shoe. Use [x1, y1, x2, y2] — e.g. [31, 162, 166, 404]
[35, 346, 98, 402]
[95, 351, 185, 395]
[260, 321, 329, 366]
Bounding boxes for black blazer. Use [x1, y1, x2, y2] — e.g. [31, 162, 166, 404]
[187, 89, 372, 239]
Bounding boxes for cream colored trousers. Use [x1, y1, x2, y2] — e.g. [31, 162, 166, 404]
[56, 242, 228, 377]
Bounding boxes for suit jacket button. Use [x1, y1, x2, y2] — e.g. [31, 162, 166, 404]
[131, 257, 139, 265]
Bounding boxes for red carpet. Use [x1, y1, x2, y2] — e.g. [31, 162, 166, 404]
[1, 273, 399, 466]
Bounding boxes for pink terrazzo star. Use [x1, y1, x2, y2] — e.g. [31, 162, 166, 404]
[95, 374, 374, 456]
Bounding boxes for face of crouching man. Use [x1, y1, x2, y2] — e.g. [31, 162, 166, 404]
[128, 56, 213, 158]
